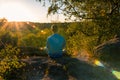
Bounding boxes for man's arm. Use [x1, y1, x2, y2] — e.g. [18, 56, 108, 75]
[46, 39, 49, 52]
[62, 38, 66, 50]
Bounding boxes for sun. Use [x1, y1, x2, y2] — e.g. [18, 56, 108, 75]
[0, 2, 34, 22]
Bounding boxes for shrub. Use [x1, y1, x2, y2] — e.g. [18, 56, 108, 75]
[0, 45, 25, 80]
[0, 32, 18, 49]
[66, 22, 98, 56]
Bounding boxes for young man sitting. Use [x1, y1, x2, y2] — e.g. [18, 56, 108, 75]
[46, 25, 66, 58]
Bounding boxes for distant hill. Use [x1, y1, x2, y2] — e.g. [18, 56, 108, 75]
[0, 21, 70, 32]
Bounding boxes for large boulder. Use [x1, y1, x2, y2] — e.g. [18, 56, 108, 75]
[94, 35, 120, 60]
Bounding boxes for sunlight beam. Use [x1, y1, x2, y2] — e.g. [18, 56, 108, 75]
[0, 22, 8, 31]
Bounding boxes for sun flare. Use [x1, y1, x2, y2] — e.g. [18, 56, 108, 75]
[0, 2, 35, 22]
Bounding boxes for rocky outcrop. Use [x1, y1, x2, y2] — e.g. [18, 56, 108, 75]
[94, 35, 120, 60]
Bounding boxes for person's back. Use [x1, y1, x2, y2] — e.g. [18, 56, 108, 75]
[46, 25, 66, 58]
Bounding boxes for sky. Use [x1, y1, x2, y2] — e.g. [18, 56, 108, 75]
[0, 0, 65, 23]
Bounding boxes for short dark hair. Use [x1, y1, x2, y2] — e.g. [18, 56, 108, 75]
[51, 24, 58, 33]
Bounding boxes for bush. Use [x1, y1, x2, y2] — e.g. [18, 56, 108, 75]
[0, 32, 18, 49]
[66, 22, 98, 56]
[0, 45, 25, 80]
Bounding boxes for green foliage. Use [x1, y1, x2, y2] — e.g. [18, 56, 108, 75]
[37, 0, 120, 59]
[40, 0, 120, 21]
[65, 20, 120, 58]
[94, 14, 120, 45]
[0, 45, 25, 79]
[20, 28, 52, 47]
[0, 18, 7, 27]
[0, 19, 119, 61]
[0, 31, 18, 47]
[66, 22, 99, 55]
[66, 23, 82, 55]
[21, 33, 40, 47]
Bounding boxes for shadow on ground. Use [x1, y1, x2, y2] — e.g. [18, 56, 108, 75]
[13, 56, 118, 80]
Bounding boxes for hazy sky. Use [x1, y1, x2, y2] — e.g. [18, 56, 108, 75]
[0, 0, 65, 23]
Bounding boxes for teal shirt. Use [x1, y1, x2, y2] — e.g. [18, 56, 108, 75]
[46, 33, 66, 58]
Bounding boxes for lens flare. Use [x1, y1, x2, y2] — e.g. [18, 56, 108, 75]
[41, 30, 46, 34]
[111, 70, 120, 79]
[94, 59, 120, 79]
[94, 59, 105, 67]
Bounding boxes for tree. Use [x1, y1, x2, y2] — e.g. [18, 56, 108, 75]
[37, 0, 120, 21]
[0, 18, 7, 23]
[37, 0, 120, 55]
[0, 18, 7, 26]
